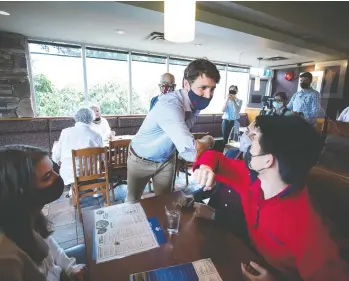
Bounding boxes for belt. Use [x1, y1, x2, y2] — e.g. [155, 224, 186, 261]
[130, 146, 161, 164]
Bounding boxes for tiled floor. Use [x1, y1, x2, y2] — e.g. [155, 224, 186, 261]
[46, 169, 201, 249]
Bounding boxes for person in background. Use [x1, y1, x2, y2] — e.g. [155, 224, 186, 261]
[266, 92, 292, 116]
[193, 116, 349, 281]
[287, 72, 321, 125]
[149, 73, 176, 111]
[90, 104, 111, 142]
[337, 105, 349, 122]
[126, 59, 220, 203]
[0, 145, 86, 281]
[52, 108, 103, 197]
[222, 85, 242, 144]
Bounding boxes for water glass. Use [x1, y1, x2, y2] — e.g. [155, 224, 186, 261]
[165, 202, 181, 234]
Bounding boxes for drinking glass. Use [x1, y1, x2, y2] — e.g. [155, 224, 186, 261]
[165, 202, 181, 234]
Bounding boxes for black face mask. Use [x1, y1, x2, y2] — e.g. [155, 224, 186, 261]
[300, 82, 310, 89]
[94, 117, 101, 122]
[245, 147, 270, 173]
[188, 89, 212, 110]
[29, 176, 65, 206]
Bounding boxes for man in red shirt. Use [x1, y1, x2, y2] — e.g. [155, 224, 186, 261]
[193, 115, 349, 281]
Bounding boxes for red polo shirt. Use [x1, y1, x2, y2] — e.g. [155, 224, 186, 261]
[194, 150, 349, 281]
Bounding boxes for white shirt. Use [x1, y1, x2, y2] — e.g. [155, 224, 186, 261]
[38, 236, 84, 281]
[90, 117, 111, 141]
[52, 122, 103, 185]
[338, 106, 349, 122]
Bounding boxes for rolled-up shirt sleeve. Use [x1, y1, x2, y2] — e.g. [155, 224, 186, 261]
[157, 102, 197, 162]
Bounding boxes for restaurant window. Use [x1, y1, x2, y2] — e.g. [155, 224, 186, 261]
[168, 58, 192, 89]
[131, 53, 167, 114]
[201, 64, 227, 114]
[226, 66, 250, 113]
[85, 48, 130, 115]
[29, 41, 85, 117]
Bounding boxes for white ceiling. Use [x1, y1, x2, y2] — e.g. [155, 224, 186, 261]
[0, 1, 337, 67]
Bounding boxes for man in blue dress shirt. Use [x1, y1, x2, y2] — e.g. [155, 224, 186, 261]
[149, 73, 176, 111]
[126, 59, 220, 202]
[287, 72, 321, 125]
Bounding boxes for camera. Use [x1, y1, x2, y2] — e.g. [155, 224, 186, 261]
[262, 96, 275, 110]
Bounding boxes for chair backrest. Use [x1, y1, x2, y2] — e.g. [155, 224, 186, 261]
[71, 147, 108, 182]
[108, 139, 131, 169]
[193, 132, 209, 140]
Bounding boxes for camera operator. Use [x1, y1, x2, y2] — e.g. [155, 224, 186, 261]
[222, 85, 242, 144]
[265, 92, 292, 116]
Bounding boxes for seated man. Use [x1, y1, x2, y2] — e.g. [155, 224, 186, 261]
[193, 115, 349, 281]
[52, 107, 103, 197]
[90, 103, 111, 143]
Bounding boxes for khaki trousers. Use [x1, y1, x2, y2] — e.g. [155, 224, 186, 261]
[125, 148, 176, 203]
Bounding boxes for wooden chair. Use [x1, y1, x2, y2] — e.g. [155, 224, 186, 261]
[176, 132, 209, 186]
[72, 147, 110, 221]
[108, 139, 131, 200]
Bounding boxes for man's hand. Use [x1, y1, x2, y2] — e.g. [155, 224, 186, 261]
[241, 262, 276, 281]
[177, 195, 195, 208]
[193, 203, 215, 220]
[193, 165, 216, 191]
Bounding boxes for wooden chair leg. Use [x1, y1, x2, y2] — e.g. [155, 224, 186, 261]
[72, 184, 77, 207]
[111, 183, 115, 202]
[75, 185, 82, 222]
[105, 183, 111, 206]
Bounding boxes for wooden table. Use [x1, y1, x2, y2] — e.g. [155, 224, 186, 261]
[82, 191, 260, 281]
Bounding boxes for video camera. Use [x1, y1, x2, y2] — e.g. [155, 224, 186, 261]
[262, 96, 275, 110]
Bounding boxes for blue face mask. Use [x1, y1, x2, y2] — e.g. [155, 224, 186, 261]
[188, 90, 212, 110]
[273, 101, 283, 110]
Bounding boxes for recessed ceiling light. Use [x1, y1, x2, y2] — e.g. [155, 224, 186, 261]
[195, 44, 202, 47]
[115, 29, 126, 35]
[0, 10, 10, 16]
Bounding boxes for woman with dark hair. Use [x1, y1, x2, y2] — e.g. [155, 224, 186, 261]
[266, 92, 292, 116]
[0, 145, 86, 281]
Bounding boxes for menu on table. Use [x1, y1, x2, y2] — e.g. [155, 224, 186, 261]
[94, 203, 159, 264]
[129, 258, 223, 281]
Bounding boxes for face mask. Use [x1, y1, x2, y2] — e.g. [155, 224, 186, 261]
[160, 84, 175, 94]
[300, 82, 310, 89]
[246, 151, 270, 172]
[188, 89, 212, 110]
[273, 101, 283, 110]
[29, 176, 65, 206]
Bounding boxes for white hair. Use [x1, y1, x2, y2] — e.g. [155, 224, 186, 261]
[74, 107, 94, 124]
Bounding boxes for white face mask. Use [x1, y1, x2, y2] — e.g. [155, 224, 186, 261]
[239, 132, 252, 153]
[273, 101, 283, 110]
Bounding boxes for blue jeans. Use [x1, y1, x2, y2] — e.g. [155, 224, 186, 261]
[222, 119, 237, 144]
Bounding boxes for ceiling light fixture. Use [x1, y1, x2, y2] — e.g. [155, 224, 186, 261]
[0, 10, 10, 16]
[164, 0, 196, 43]
[115, 29, 126, 35]
[254, 57, 263, 91]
